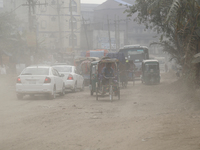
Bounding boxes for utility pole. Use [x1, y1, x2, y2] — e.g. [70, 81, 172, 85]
[22, 0, 47, 31]
[107, 15, 112, 50]
[82, 16, 90, 50]
[69, 0, 75, 53]
[117, 16, 120, 50]
[22, 0, 47, 56]
[114, 15, 117, 50]
[56, 0, 63, 52]
[125, 17, 129, 45]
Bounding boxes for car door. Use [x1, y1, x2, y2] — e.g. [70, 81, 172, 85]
[52, 69, 62, 92]
[54, 69, 63, 91]
[74, 67, 80, 88]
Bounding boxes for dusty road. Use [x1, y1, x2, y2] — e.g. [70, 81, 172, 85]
[1, 74, 200, 150]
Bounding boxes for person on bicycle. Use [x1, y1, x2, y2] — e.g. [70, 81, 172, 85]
[102, 63, 114, 85]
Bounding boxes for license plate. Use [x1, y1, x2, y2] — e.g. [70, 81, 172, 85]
[29, 81, 36, 84]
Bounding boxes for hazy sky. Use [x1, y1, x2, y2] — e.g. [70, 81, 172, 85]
[81, 0, 107, 4]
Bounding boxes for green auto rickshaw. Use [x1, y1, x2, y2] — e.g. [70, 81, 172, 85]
[141, 60, 160, 84]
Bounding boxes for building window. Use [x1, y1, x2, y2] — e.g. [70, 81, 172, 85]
[41, 20, 47, 29]
[69, 0, 77, 13]
[49, 33, 55, 38]
[51, 16, 56, 22]
[51, 0, 56, 5]
[69, 34, 77, 46]
[40, 6, 47, 12]
[69, 17, 77, 29]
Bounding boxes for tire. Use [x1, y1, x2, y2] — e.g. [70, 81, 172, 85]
[72, 82, 77, 93]
[118, 88, 120, 100]
[109, 85, 113, 101]
[29, 94, 36, 99]
[96, 87, 98, 101]
[48, 86, 56, 100]
[60, 84, 65, 96]
[17, 94, 23, 100]
[80, 82, 84, 91]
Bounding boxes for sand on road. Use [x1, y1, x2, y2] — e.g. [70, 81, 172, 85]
[1, 74, 200, 150]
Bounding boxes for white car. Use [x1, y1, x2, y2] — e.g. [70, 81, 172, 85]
[52, 65, 84, 92]
[16, 65, 65, 100]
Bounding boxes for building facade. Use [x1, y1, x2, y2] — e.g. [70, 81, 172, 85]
[36, 0, 81, 53]
[93, 0, 160, 53]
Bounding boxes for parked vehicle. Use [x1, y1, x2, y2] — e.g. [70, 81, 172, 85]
[90, 58, 120, 101]
[74, 57, 99, 86]
[52, 65, 84, 92]
[16, 65, 65, 100]
[141, 60, 160, 84]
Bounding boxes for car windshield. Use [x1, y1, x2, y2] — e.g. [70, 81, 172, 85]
[53, 66, 72, 72]
[21, 68, 49, 75]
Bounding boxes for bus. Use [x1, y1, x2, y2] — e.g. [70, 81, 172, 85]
[119, 45, 149, 78]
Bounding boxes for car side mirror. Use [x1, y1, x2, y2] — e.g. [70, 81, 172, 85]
[60, 74, 64, 77]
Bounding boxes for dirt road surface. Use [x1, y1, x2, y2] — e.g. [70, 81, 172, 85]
[1, 74, 200, 150]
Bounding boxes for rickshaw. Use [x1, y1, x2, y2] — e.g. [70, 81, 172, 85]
[89, 58, 120, 101]
[74, 57, 99, 85]
[106, 52, 130, 88]
[141, 60, 160, 84]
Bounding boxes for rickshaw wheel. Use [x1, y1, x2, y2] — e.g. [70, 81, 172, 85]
[109, 86, 113, 101]
[96, 89, 98, 101]
[91, 90, 93, 96]
[118, 88, 120, 100]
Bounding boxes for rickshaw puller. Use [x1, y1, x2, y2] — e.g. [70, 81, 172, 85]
[101, 63, 114, 85]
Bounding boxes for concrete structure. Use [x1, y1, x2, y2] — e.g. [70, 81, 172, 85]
[93, 0, 160, 53]
[81, 3, 99, 23]
[36, 0, 81, 53]
[93, 30, 124, 50]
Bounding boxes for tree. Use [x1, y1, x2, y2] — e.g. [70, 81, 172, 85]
[0, 12, 27, 65]
[126, 0, 200, 84]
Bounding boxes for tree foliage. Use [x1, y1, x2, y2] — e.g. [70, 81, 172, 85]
[126, 0, 200, 84]
[126, 0, 200, 66]
[0, 12, 26, 63]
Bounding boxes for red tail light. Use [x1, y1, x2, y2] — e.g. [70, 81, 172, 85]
[17, 77, 21, 83]
[67, 74, 73, 80]
[44, 77, 51, 83]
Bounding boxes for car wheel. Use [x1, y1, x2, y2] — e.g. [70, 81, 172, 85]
[80, 82, 85, 91]
[17, 94, 23, 100]
[60, 84, 65, 96]
[72, 82, 77, 93]
[48, 86, 56, 100]
[29, 94, 35, 99]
